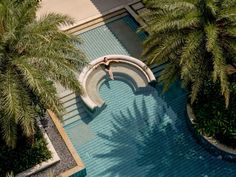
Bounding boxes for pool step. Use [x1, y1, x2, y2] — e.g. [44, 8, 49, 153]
[63, 108, 87, 120]
[60, 92, 77, 103]
[63, 101, 83, 113]
[59, 90, 89, 126]
[59, 89, 73, 99]
[63, 116, 81, 127]
[63, 105, 88, 126]
[63, 98, 83, 109]
[150, 63, 165, 78]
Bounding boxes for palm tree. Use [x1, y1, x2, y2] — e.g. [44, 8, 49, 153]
[142, 0, 236, 106]
[0, 0, 86, 147]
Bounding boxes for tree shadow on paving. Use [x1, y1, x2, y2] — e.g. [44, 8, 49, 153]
[93, 91, 236, 177]
[89, 0, 134, 13]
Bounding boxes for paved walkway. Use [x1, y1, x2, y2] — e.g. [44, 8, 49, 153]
[37, 0, 135, 30]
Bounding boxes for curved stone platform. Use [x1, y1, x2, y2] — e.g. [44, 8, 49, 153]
[78, 55, 156, 112]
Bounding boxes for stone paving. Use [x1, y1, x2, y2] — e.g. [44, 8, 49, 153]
[37, 0, 135, 29]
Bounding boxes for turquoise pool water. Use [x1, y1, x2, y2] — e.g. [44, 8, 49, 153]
[64, 15, 236, 176]
[66, 78, 236, 176]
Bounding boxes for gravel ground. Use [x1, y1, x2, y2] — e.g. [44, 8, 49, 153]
[32, 114, 77, 177]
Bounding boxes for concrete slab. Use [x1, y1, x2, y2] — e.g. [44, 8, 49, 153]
[37, 0, 135, 30]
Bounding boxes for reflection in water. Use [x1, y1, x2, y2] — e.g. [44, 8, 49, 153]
[103, 78, 111, 89]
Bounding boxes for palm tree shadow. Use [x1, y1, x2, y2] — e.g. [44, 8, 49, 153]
[94, 91, 188, 177]
[93, 87, 232, 177]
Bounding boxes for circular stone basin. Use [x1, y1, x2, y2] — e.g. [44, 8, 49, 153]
[78, 55, 156, 112]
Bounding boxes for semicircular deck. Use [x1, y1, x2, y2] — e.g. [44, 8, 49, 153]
[79, 55, 156, 112]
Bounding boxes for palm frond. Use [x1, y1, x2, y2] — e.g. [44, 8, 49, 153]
[225, 27, 236, 37]
[205, 0, 219, 16]
[148, 11, 199, 33]
[221, 0, 236, 8]
[144, 33, 184, 65]
[180, 31, 202, 65]
[37, 13, 74, 29]
[19, 104, 36, 137]
[143, 0, 196, 10]
[14, 59, 64, 115]
[142, 0, 234, 107]
[190, 77, 203, 103]
[0, 70, 23, 121]
[158, 61, 179, 92]
[0, 0, 86, 147]
[219, 7, 236, 20]
[211, 45, 230, 106]
[0, 69, 35, 147]
[0, 114, 17, 148]
[37, 62, 82, 92]
[205, 23, 218, 52]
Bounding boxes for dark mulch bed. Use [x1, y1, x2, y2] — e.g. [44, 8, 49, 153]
[31, 114, 77, 177]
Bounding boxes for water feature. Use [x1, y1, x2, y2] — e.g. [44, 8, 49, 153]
[63, 14, 236, 177]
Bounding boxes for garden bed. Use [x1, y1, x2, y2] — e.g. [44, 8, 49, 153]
[31, 113, 78, 177]
[192, 81, 236, 148]
[186, 81, 236, 161]
[187, 104, 236, 162]
[0, 127, 51, 177]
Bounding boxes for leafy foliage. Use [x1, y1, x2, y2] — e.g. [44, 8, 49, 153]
[142, 0, 236, 106]
[0, 127, 51, 176]
[193, 79, 236, 148]
[0, 0, 86, 147]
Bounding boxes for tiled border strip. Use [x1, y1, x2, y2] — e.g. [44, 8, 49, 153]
[47, 110, 85, 177]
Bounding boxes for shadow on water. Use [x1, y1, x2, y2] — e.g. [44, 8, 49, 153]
[89, 0, 145, 58]
[74, 95, 94, 124]
[77, 12, 146, 61]
[93, 87, 236, 177]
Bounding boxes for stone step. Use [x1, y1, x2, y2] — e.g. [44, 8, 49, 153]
[58, 89, 73, 99]
[63, 109, 87, 121]
[64, 102, 85, 114]
[60, 93, 77, 104]
[63, 98, 83, 109]
[63, 116, 81, 127]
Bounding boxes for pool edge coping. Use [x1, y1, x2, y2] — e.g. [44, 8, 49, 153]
[64, 0, 144, 34]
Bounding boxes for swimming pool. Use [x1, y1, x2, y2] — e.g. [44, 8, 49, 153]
[63, 14, 236, 176]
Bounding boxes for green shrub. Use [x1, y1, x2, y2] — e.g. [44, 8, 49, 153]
[192, 80, 236, 148]
[0, 127, 51, 177]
